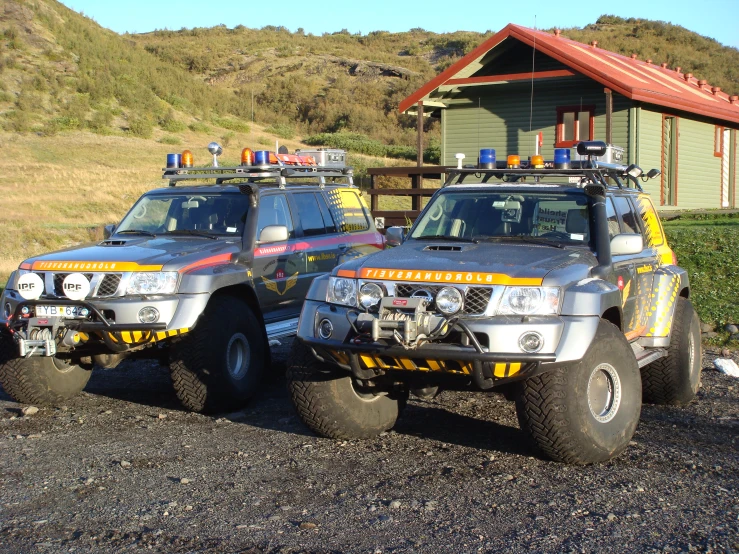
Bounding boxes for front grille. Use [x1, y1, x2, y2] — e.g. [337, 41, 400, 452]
[394, 284, 493, 315]
[96, 274, 122, 297]
[53, 273, 94, 296]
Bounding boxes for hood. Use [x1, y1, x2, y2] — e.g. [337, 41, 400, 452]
[24, 237, 241, 273]
[337, 240, 597, 286]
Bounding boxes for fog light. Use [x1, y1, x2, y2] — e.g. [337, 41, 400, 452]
[21, 306, 30, 315]
[138, 306, 160, 324]
[318, 318, 333, 340]
[519, 331, 544, 353]
[79, 308, 90, 318]
[4, 303, 11, 318]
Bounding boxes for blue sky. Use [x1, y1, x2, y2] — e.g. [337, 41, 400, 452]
[61, 0, 739, 49]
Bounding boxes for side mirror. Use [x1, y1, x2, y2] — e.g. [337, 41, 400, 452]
[385, 226, 406, 247]
[103, 224, 115, 239]
[258, 225, 288, 244]
[610, 233, 643, 256]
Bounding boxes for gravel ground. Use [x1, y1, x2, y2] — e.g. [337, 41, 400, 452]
[0, 344, 737, 554]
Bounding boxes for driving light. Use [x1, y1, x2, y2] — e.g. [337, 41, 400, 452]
[498, 287, 560, 315]
[138, 306, 160, 324]
[436, 286, 463, 315]
[327, 277, 357, 307]
[126, 272, 178, 295]
[359, 283, 383, 309]
[519, 332, 544, 353]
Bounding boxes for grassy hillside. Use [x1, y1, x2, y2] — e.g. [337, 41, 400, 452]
[0, 0, 249, 136]
[133, 16, 739, 151]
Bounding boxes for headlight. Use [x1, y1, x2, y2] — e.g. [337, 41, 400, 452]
[359, 283, 383, 309]
[126, 272, 178, 295]
[436, 286, 464, 315]
[497, 287, 560, 315]
[327, 277, 357, 307]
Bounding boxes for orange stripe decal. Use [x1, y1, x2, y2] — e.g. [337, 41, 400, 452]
[358, 268, 542, 286]
[179, 253, 233, 274]
[32, 261, 163, 272]
[337, 269, 356, 278]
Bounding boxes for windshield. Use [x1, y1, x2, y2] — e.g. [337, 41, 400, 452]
[410, 190, 591, 245]
[116, 193, 250, 237]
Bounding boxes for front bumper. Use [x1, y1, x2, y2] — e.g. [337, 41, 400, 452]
[297, 300, 600, 385]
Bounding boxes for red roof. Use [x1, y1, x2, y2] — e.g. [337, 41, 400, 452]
[399, 23, 739, 126]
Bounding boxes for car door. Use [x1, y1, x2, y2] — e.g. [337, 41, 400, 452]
[252, 192, 305, 321]
[612, 195, 655, 337]
[289, 191, 339, 292]
[630, 195, 663, 329]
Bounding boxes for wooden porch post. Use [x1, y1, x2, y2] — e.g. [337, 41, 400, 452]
[604, 88, 613, 144]
[416, 101, 424, 167]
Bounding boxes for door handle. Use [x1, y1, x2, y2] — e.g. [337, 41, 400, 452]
[338, 244, 349, 251]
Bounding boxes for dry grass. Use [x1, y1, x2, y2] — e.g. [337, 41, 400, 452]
[0, 128, 400, 285]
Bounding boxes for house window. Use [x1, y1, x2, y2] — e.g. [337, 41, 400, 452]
[556, 106, 595, 147]
[714, 125, 724, 157]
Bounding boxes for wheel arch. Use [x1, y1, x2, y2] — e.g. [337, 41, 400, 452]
[210, 284, 270, 363]
[600, 306, 623, 331]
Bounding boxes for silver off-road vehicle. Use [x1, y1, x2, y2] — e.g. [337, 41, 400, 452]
[0, 147, 384, 412]
[287, 142, 702, 464]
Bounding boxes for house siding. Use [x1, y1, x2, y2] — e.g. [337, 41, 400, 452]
[636, 107, 663, 199]
[676, 117, 723, 208]
[442, 77, 630, 166]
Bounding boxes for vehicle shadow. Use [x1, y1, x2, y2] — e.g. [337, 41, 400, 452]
[392, 400, 539, 457]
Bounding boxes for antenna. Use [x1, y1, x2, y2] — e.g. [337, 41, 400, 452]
[477, 97, 481, 158]
[528, 15, 537, 159]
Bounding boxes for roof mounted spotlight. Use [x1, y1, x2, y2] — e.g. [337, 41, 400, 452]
[644, 168, 661, 181]
[626, 164, 643, 179]
[455, 153, 466, 169]
[207, 142, 223, 167]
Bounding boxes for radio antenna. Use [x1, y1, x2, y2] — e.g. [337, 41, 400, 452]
[528, 15, 537, 158]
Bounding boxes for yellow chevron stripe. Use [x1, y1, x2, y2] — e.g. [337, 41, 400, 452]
[360, 355, 377, 369]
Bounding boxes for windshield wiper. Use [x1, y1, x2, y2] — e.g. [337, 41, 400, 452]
[413, 234, 479, 244]
[162, 230, 218, 240]
[474, 235, 565, 249]
[116, 230, 156, 237]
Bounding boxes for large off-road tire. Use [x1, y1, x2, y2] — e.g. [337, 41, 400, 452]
[0, 332, 91, 405]
[515, 320, 642, 464]
[169, 295, 266, 413]
[287, 340, 407, 439]
[641, 297, 702, 406]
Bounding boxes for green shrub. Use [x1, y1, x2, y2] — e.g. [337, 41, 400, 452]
[159, 110, 187, 132]
[665, 225, 739, 326]
[211, 115, 250, 133]
[159, 135, 182, 145]
[3, 110, 30, 132]
[220, 131, 236, 147]
[188, 121, 211, 133]
[303, 132, 425, 161]
[88, 109, 113, 132]
[256, 136, 271, 146]
[265, 123, 295, 140]
[128, 115, 153, 138]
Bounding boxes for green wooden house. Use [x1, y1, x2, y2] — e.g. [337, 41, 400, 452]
[399, 24, 739, 210]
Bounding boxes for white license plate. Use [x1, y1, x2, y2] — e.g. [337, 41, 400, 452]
[35, 305, 84, 318]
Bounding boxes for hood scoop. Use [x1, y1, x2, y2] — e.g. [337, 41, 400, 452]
[423, 245, 466, 252]
[100, 239, 129, 246]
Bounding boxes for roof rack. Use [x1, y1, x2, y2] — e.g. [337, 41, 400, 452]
[162, 164, 354, 188]
[442, 160, 652, 192]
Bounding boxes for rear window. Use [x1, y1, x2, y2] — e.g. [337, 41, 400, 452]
[634, 196, 665, 247]
[325, 189, 369, 233]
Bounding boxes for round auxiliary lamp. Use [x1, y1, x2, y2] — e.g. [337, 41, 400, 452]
[207, 142, 223, 167]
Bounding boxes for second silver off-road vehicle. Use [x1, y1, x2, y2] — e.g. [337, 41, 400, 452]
[287, 142, 701, 464]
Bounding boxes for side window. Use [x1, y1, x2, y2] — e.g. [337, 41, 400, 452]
[293, 193, 327, 237]
[325, 189, 370, 233]
[257, 194, 294, 239]
[606, 197, 621, 238]
[634, 196, 665, 247]
[315, 193, 337, 234]
[613, 196, 639, 235]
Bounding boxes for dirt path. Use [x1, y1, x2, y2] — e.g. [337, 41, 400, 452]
[1, 346, 737, 553]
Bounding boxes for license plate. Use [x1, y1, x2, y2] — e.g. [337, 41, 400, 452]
[34, 305, 84, 318]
